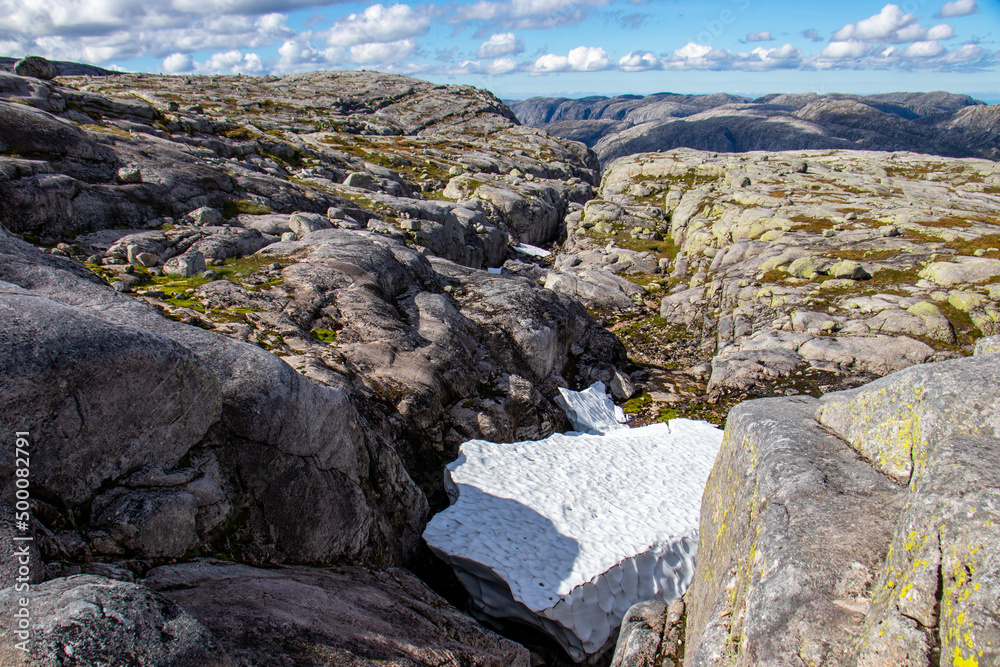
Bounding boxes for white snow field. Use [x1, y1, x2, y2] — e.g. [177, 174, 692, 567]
[423, 384, 723, 661]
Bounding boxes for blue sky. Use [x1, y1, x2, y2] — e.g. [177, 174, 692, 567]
[1, 0, 998, 100]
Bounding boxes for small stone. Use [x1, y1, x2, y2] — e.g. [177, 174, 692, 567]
[135, 252, 160, 267]
[188, 207, 223, 226]
[400, 219, 421, 232]
[829, 260, 871, 280]
[111, 280, 128, 293]
[448, 165, 464, 176]
[880, 225, 902, 237]
[281, 232, 298, 242]
[202, 270, 217, 281]
[343, 172, 374, 190]
[117, 166, 142, 184]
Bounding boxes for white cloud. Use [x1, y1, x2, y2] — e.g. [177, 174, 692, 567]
[567, 45, 612, 71]
[831, 4, 958, 45]
[487, 56, 519, 74]
[746, 30, 773, 42]
[833, 4, 917, 41]
[941, 42, 987, 62]
[674, 42, 712, 59]
[819, 40, 871, 59]
[937, 0, 978, 17]
[531, 53, 570, 73]
[904, 40, 945, 57]
[529, 45, 611, 74]
[349, 38, 417, 63]
[449, 0, 611, 30]
[203, 49, 266, 73]
[162, 52, 194, 73]
[926, 24, 955, 40]
[618, 50, 658, 72]
[277, 34, 321, 68]
[326, 4, 430, 48]
[746, 43, 803, 68]
[476, 32, 523, 58]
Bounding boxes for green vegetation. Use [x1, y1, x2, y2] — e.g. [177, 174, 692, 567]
[310, 328, 338, 343]
[223, 199, 272, 219]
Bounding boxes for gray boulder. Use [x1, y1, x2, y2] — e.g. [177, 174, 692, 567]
[145, 561, 530, 667]
[684, 395, 904, 667]
[163, 250, 206, 277]
[0, 575, 229, 666]
[187, 207, 223, 226]
[679, 351, 1000, 665]
[288, 211, 333, 237]
[13, 56, 57, 81]
[0, 293, 220, 506]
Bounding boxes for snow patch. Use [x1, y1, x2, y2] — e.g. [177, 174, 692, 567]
[424, 385, 723, 660]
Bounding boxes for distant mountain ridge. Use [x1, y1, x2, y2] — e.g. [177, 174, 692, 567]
[507, 91, 999, 164]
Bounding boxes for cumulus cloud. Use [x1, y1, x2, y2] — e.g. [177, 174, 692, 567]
[531, 53, 570, 73]
[831, 4, 956, 44]
[567, 45, 612, 70]
[659, 42, 803, 71]
[661, 42, 730, 69]
[529, 45, 611, 74]
[162, 52, 194, 73]
[745, 30, 773, 42]
[819, 40, 871, 60]
[904, 40, 946, 57]
[476, 32, 523, 58]
[326, 4, 430, 48]
[810, 39, 994, 70]
[937, 0, 978, 18]
[618, 50, 658, 72]
[349, 38, 416, 63]
[276, 34, 324, 69]
[204, 49, 266, 73]
[487, 56, 519, 74]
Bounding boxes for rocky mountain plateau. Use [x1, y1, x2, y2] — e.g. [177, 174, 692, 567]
[0, 58, 997, 667]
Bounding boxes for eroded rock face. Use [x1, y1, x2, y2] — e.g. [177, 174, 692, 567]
[679, 350, 1000, 666]
[0, 228, 427, 569]
[144, 561, 531, 667]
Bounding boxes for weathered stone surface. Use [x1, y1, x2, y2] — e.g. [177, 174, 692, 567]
[975, 334, 1000, 355]
[854, 435, 1000, 666]
[145, 561, 531, 667]
[817, 352, 1000, 483]
[0, 575, 229, 666]
[0, 229, 428, 567]
[684, 395, 904, 667]
[919, 257, 1000, 286]
[0, 293, 221, 506]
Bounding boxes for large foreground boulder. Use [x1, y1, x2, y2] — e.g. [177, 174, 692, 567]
[678, 342, 1000, 666]
[144, 561, 530, 667]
